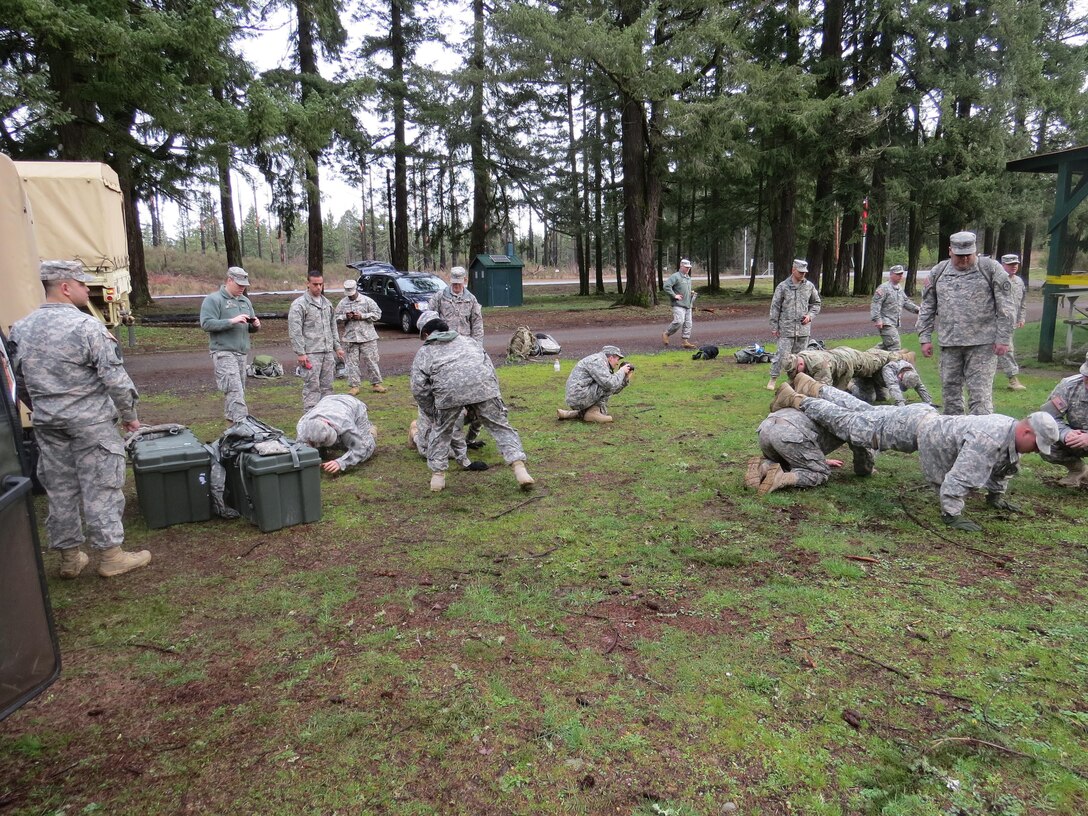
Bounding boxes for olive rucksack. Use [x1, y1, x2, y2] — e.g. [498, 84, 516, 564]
[507, 326, 536, 361]
[246, 354, 284, 379]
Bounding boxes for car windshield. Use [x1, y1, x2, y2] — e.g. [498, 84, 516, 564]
[399, 275, 446, 294]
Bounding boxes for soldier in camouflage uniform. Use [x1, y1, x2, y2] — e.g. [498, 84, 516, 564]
[767, 259, 822, 390]
[557, 345, 633, 423]
[850, 357, 933, 407]
[774, 373, 1058, 531]
[870, 265, 919, 351]
[335, 279, 385, 395]
[200, 266, 259, 423]
[788, 347, 898, 392]
[747, 408, 875, 494]
[662, 259, 697, 349]
[995, 254, 1029, 391]
[288, 271, 345, 410]
[408, 407, 488, 472]
[918, 231, 1016, 415]
[294, 394, 377, 474]
[410, 311, 534, 492]
[1038, 353, 1088, 486]
[10, 261, 151, 578]
[428, 266, 483, 342]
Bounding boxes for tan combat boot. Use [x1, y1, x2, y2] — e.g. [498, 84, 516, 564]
[765, 378, 777, 391]
[1006, 376, 1027, 391]
[661, 331, 670, 347]
[372, 383, 388, 393]
[348, 386, 360, 396]
[1057, 460, 1087, 487]
[370, 425, 378, 439]
[757, 464, 781, 494]
[556, 409, 580, 420]
[792, 372, 824, 398]
[898, 350, 916, 365]
[744, 456, 767, 489]
[59, 547, 89, 579]
[97, 546, 151, 578]
[761, 469, 799, 494]
[682, 340, 697, 350]
[430, 471, 445, 492]
[512, 460, 535, 489]
[770, 383, 805, 412]
[582, 406, 613, 423]
[408, 419, 418, 449]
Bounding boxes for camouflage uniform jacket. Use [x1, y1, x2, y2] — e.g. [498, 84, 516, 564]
[1009, 274, 1027, 325]
[833, 347, 897, 380]
[759, 408, 844, 457]
[870, 282, 918, 328]
[298, 394, 375, 470]
[428, 288, 483, 341]
[565, 351, 629, 410]
[11, 303, 138, 430]
[410, 331, 501, 415]
[200, 286, 256, 353]
[917, 257, 1014, 347]
[335, 294, 381, 343]
[1043, 375, 1088, 442]
[288, 292, 342, 356]
[663, 271, 695, 308]
[917, 413, 1020, 515]
[769, 278, 822, 338]
[794, 349, 835, 384]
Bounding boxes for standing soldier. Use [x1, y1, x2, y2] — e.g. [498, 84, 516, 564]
[10, 261, 151, 578]
[870, 265, 918, 351]
[996, 254, 1028, 391]
[410, 311, 534, 493]
[335, 279, 386, 395]
[200, 266, 260, 423]
[428, 266, 483, 342]
[662, 258, 697, 349]
[288, 270, 345, 410]
[918, 231, 1015, 415]
[767, 259, 822, 390]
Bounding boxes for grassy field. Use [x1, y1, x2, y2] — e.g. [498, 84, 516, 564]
[2, 332, 1087, 815]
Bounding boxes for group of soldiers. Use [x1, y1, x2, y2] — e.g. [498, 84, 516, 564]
[748, 231, 1087, 532]
[9, 230, 1088, 579]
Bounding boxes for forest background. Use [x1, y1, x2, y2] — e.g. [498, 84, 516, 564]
[3, 0, 1088, 307]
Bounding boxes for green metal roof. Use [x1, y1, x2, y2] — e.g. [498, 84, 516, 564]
[470, 253, 523, 269]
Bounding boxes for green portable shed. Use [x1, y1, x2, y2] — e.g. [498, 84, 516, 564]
[469, 251, 523, 307]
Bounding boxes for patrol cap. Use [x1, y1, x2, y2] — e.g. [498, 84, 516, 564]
[680, 259, 692, 269]
[343, 279, 357, 291]
[227, 266, 250, 286]
[601, 345, 625, 359]
[40, 260, 94, 283]
[889, 264, 905, 275]
[1000, 254, 1020, 265]
[900, 369, 921, 389]
[296, 418, 337, 448]
[793, 259, 809, 273]
[449, 266, 467, 282]
[949, 231, 977, 255]
[1080, 351, 1088, 377]
[417, 309, 440, 338]
[1026, 411, 1059, 456]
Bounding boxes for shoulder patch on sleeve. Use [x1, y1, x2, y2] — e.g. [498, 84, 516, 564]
[1050, 395, 1067, 413]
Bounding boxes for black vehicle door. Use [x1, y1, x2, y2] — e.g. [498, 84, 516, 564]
[366, 275, 396, 325]
[0, 332, 61, 720]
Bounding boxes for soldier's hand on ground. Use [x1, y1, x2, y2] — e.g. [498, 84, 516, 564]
[321, 460, 342, 474]
[1064, 430, 1088, 449]
[941, 512, 982, 532]
[825, 459, 844, 469]
[921, 342, 933, 358]
[986, 494, 1021, 513]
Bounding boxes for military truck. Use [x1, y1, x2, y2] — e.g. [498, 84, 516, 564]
[0, 154, 42, 337]
[14, 160, 133, 329]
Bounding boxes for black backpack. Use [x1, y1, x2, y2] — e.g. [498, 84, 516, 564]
[691, 345, 719, 360]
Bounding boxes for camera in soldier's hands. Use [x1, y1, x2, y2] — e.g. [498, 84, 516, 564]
[623, 363, 635, 372]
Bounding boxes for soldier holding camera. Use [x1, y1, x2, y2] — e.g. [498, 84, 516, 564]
[557, 345, 633, 423]
[335, 279, 386, 395]
[200, 266, 260, 424]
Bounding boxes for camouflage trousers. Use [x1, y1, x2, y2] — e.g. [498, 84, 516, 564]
[344, 340, 382, 387]
[664, 306, 692, 340]
[301, 351, 336, 411]
[996, 341, 1019, 378]
[770, 336, 809, 378]
[800, 386, 936, 453]
[758, 419, 833, 488]
[938, 344, 999, 415]
[211, 350, 248, 423]
[877, 326, 902, 351]
[425, 398, 526, 472]
[414, 408, 469, 467]
[1039, 442, 1088, 469]
[36, 421, 127, 552]
[566, 384, 615, 415]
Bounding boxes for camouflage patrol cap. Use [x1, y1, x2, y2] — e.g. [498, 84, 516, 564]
[1000, 254, 1020, 265]
[680, 259, 692, 269]
[40, 260, 94, 283]
[793, 259, 809, 273]
[949, 231, 977, 255]
[900, 368, 921, 390]
[343, 279, 357, 291]
[888, 265, 905, 275]
[417, 310, 441, 338]
[296, 418, 337, 448]
[227, 266, 250, 286]
[601, 345, 625, 359]
[1026, 411, 1059, 456]
[449, 266, 467, 282]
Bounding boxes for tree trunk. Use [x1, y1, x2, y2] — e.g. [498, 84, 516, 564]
[297, 0, 324, 272]
[618, 92, 661, 307]
[468, 0, 488, 260]
[391, 0, 409, 270]
[566, 84, 587, 295]
[217, 149, 242, 267]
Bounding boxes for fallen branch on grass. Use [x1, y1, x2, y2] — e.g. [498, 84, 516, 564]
[844, 555, 880, 564]
[898, 499, 1012, 568]
[925, 736, 1088, 780]
[488, 494, 545, 519]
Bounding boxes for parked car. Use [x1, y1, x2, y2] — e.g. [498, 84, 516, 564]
[346, 264, 447, 333]
[0, 330, 61, 720]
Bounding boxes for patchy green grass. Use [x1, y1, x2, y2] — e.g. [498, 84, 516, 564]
[2, 333, 1087, 815]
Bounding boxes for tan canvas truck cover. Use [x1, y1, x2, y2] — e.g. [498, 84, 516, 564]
[0, 154, 43, 335]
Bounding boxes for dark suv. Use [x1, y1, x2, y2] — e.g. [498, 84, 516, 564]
[346, 263, 447, 333]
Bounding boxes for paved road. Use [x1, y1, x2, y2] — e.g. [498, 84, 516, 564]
[124, 300, 1047, 392]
